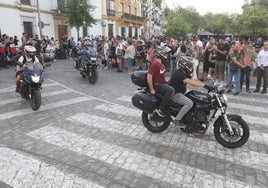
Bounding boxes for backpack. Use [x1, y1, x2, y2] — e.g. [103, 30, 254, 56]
[22, 55, 35, 66]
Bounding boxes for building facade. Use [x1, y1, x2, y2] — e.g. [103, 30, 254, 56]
[0, 0, 69, 41]
[0, 0, 148, 42]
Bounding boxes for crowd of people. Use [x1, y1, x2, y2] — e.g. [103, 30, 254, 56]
[1, 32, 267, 94]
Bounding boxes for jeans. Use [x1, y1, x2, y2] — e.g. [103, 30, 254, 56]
[170, 59, 176, 76]
[240, 66, 251, 91]
[154, 83, 175, 111]
[228, 68, 241, 93]
[171, 93, 193, 120]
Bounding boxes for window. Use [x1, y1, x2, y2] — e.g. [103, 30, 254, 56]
[108, 24, 114, 38]
[128, 6, 131, 14]
[23, 21, 33, 37]
[21, 0, 31, 5]
[106, 0, 115, 15]
[121, 3, 124, 13]
[128, 26, 132, 37]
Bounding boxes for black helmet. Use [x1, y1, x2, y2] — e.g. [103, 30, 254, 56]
[154, 46, 171, 60]
[178, 56, 193, 74]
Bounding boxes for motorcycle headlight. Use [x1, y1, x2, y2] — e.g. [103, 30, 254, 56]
[31, 74, 40, 83]
[220, 94, 228, 105]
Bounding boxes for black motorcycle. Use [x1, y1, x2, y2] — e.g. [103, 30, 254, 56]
[80, 54, 100, 84]
[55, 43, 69, 59]
[18, 63, 43, 111]
[131, 71, 250, 149]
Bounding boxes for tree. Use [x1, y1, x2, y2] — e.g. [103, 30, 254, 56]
[203, 13, 230, 37]
[163, 6, 201, 38]
[164, 12, 191, 37]
[240, 5, 268, 36]
[65, 0, 96, 39]
[140, 0, 162, 37]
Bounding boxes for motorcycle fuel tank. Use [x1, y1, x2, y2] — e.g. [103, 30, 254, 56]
[186, 90, 212, 104]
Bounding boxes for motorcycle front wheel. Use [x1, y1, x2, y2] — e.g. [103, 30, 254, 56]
[30, 89, 41, 111]
[214, 118, 249, 148]
[88, 68, 98, 84]
[142, 112, 170, 133]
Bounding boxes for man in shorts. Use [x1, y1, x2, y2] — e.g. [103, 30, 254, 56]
[213, 36, 230, 88]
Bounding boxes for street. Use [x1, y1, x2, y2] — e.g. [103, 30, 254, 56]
[0, 59, 267, 188]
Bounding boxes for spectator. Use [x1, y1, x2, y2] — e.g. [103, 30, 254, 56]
[213, 36, 230, 88]
[21, 32, 27, 46]
[241, 42, 257, 93]
[226, 41, 246, 95]
[254, 41, 268, 94]
[123, 40, 136, 74]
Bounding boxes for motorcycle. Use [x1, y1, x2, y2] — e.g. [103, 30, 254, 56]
[55, 42, 69, 59]
[43, 44, 55, 62]
[131, 71, 250, 149]
[18, 63, 43, 111]
[80, 53, 100, 84]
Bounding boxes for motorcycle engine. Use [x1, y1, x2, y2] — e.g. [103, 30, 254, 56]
[184, 110, 208, 131]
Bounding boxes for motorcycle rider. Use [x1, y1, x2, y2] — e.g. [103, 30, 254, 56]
[76, 41, 96, 68]
[169, 56, 213, 126]
[15, 45, 43, 92]
[147, 46, 174, 117]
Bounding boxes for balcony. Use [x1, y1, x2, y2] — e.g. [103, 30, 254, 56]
[121, 13, 143, 22]
[107, 9, 116, 16]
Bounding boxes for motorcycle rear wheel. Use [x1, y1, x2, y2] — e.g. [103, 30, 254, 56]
[30, 89, 41, 111]
[214, 118, 249, 148]
[142, 112, 170, 133]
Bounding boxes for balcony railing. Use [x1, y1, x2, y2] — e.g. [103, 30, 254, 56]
[106, 9, 143, 21]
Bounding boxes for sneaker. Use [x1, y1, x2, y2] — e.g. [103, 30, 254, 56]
[226, 90, 232, 93]
[253, 89, 260, 93]
[261, 90, 267, 94]
[246, 89, 251, 93]
[173, 119, 186, 128]
[155, 109, 166, 117]
[233, 92, 240, 95]
[104, 66, 108, 70]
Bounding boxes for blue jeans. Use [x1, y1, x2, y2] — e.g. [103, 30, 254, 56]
[228, 68, 241, 93]
[170, 59, 176, 76]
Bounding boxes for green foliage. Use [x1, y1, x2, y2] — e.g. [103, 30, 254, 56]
[204, 13, 230, 36]
[163, 6, 201, 37]
[65, 0, 96, 31]
[163, 0, 268, 38]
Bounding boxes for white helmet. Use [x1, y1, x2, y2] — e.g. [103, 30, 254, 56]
[24, 45, 36, 57]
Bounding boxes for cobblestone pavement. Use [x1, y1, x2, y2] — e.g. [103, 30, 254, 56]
[0, 59, 267, 188]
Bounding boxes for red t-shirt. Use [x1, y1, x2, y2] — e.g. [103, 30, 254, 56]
[148, 59, 166, 85]
[9, 44, 17, 54]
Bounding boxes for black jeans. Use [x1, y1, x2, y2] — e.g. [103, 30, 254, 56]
[154, 83, 175, 111]
[256, 66, 268, 91]
[240, 66, 251, 90]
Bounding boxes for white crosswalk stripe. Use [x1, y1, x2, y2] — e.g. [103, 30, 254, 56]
[0, 146, 103, 188]
[66, 113, 268, 173]
[0, 80, 267, 187]
[0, 96, 91, 121]
[27, 126, 261, 188]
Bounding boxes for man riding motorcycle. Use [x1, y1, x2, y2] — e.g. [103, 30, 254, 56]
[169, 57, 213, 127]
[15, 45, 43, 92]
[76, 41, 97, 69]
[147, 46, 174, 117]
